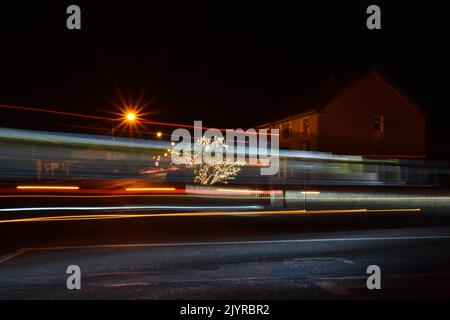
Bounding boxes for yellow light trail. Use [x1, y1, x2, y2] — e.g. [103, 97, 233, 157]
[301, 191, 321, 195]
[16, 186, 80, 190]
[0, 208, 421, 224]
[125, 187, 177, 192]
[363, 208, 422, 213]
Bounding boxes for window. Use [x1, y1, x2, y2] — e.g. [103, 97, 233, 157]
[281, 122, 291, 140]
[302, 117, 310, 136]
[372, 115, 384, 136]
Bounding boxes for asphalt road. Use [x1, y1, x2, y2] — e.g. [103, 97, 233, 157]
[2, 212, 450, 299]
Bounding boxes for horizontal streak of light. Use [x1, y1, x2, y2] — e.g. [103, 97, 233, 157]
[293, 197, 450, 201]
[0, 205, 263, 213]
[27, 235, 450, 252]
[138, 120, 274, 135]
[0, 104, 115, 121]
[363, 208, 422, 213]
[2, 190, 450, 202]
[140, 169, 163, 174]
[198, 189, 283, 195]
[0, 104, 272, 136]
[216, 189, 282, 194]
[360, 154, 426, 159]
[16, 186, 80, 190]
[125, 187, 176, 192]
[2, 188, 186, 195]
[0, 127, 370, 162]
[301, 191, 321, 195]
[0, 208, 421, 223]
[0, 194, 271, 200]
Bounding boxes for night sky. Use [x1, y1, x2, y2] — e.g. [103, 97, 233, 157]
[0, 1, 449, 158]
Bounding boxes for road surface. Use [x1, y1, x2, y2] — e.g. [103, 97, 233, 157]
[1, 212, 450, 299]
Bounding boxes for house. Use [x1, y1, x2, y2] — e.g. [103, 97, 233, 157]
[259, 68, 426, 157]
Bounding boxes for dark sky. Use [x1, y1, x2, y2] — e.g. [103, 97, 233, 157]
[0, 1, 449, 158]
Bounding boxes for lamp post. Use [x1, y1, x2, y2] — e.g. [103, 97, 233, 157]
[112, 120, 116, 141]
[112, 111, 138, 149]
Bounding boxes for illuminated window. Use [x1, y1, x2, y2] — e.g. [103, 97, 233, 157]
[281, 122, 291, 140]
[372, 115, 384, 135]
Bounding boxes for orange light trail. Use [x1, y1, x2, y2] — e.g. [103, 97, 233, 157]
[0, 208, 421, 224]
[125, 187, 177, 192]
[16, 186, 80, 190]
[141, 169, 164, 174]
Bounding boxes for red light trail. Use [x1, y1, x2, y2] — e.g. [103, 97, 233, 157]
[0, 104, 274, 136]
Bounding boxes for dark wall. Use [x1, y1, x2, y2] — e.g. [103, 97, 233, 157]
[318, 72, 426, 156]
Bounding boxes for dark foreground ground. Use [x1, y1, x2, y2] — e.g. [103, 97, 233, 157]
[2, 211, 450, 299]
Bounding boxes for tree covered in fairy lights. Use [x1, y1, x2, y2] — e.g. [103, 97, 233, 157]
[175, 136, 243, 186]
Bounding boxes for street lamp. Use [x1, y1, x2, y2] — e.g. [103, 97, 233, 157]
[156, 131, 162, 138]
[112, 111, 140, 141]
[126, 112, 136, 122]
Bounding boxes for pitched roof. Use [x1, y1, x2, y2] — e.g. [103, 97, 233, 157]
[258, 66, 424, 127]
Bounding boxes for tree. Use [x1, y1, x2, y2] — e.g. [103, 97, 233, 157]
[181, 137, 243, 185]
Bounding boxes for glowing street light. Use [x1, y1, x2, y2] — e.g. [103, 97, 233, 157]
[125, 112, 136, 122]
[156, 131, 162, 138]
[113, 110, 140, 141]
